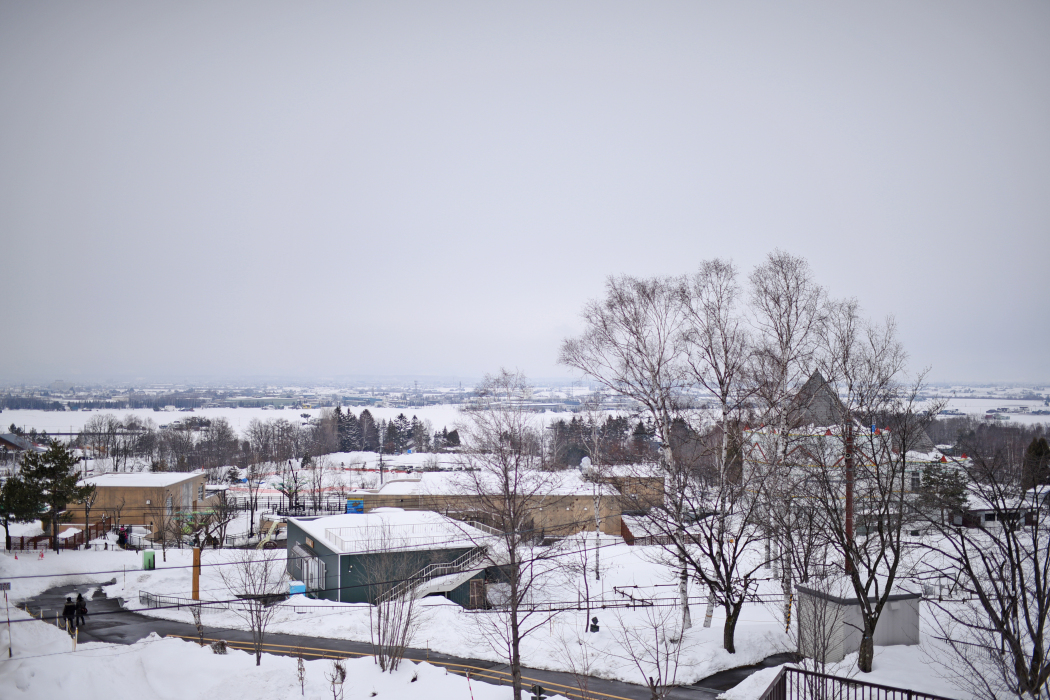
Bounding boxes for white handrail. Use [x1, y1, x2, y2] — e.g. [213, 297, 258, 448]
[376, 546, 488, 605]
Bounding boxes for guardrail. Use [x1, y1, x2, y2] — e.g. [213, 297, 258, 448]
[138, 590, 293, 613]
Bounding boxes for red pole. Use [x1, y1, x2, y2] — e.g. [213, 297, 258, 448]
[845, 422, 854, 574]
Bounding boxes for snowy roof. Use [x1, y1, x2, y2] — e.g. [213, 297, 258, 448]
[373, 470, 616, 498]
[291, 508, 493, 555]
[796, 577, 920, 604]
[83, 472, 202, 488]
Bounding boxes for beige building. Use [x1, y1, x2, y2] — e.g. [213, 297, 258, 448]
[71, 472, 214, 528]
[347, 471, 627, 537]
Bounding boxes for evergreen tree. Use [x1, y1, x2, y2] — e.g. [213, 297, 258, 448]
[445, 429, 461, 448]
[392, 413, 411, 453]
[334, 406, 346, 449]
[359, 410, 379, 452]
[433, 427, 448, 451]
[410, 416, 431, 453]
[919, 463, 969, 524]
[0, 475, 40, 551]
[342, 410, 363, 452]
[1022, 436, 1050, 490]
[19, 441, 95, 551]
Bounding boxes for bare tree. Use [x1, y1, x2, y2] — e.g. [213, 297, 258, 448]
[305, 454, 331, 511]
[458, 369, 566, 700]
[218, 549, 288, 666]
[359, 526, 424, 672]
[275, 458, 306, 512]
[918, 447, 1050, 699]
[561, 274, 694, 628]
[325, 658, 346, 700]
[610, 605, 685, 700]
[798, 299, 939, 674]
[640, 431, 767, 653]
[680, 259, 753, 473]
[556, 625, 601, 700]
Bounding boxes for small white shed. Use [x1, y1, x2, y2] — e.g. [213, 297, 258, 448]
[796, 580, 921, 664]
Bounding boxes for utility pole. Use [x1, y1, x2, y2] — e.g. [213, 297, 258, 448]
[192, 548, 201, 600]
[845, 422, 854, 575]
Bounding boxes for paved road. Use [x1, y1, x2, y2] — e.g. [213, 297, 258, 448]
[22, 583, 790, 700]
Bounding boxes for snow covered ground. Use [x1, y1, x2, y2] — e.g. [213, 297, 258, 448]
[0, 605, 548, 700]
[0, 539, 981, 699]
[721, 643, 969, 700]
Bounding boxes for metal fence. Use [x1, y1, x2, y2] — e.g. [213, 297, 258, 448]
[759, 667, 959, 700]
[138, 590, 328, 614]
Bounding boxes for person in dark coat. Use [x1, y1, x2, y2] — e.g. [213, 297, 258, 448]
[75, 593, 87, 626]
[62, 596, 76, 632]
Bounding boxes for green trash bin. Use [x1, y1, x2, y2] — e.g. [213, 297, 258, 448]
[143, 550, 155, 571]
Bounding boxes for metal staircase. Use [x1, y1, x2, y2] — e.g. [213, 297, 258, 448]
[376, 546, 488, 605]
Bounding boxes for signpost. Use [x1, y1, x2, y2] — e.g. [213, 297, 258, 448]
[1, 581, 11, 658]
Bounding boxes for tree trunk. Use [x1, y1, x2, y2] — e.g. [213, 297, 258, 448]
[723, 602, 740, 653]
[679, 558, 692, 629]
[511, 614, 523, 700]
[858, 627, 874, 672]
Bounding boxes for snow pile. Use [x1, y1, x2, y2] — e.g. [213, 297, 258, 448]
[0, 606, 557, 700]
[719, 646, 971, 700]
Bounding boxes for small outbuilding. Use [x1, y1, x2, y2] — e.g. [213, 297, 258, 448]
[796, 580, 921, 664]
[285, 508, 497, 607]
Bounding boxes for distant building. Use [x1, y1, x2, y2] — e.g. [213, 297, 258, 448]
[286, 509, 495, 607]
[70, 471, 215, 529]
[347, 470, 626, 537]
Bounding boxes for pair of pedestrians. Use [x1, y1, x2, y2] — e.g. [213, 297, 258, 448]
[62, 594, 88, 633]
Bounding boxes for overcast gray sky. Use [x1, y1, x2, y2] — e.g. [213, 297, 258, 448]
[2, 1, 1047, 385]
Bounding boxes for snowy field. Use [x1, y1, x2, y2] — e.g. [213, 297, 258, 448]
[0, 404, 583, 438]
[4, 398, 1047, 441]
[933, 397, 1050, 426]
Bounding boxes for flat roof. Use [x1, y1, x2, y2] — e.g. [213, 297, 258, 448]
[83, 472, 202, 488]
[374, 471, 617, 498]
[290, 508, 493, 555]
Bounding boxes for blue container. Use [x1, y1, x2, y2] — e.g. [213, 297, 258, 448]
[289, 581, 306, 595]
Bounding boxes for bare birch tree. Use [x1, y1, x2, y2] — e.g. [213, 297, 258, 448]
[918, 447, 1050, 699]
[218, 549, 288, 666]
[560, 274, 694, 629]
[611, 605, 686, 700]
[458, 369, 565, 700]
[359, 525, 423, 672]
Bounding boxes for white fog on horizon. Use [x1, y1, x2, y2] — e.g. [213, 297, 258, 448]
[1, 1, 1048, 385]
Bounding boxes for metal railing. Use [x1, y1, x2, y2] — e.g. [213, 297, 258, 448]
[758, 667, 959, 700]
[375, 547, 488, 605]
[139, 590, 292, 613]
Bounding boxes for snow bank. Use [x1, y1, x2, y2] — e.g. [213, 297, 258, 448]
[0, 606, 561, 700]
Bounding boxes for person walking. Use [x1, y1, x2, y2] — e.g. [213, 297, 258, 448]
[62, 596, 76, 634]
[75, 593, 87, 627]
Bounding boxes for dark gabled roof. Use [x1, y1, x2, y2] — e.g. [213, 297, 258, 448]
[789, 371, 847, 427]
[0, 433, 33, 451]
